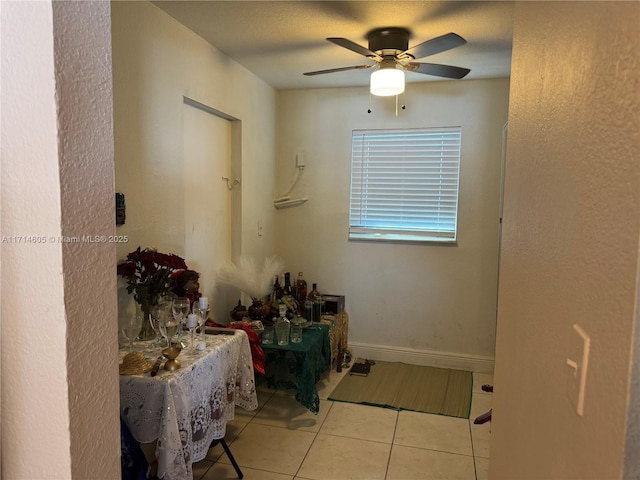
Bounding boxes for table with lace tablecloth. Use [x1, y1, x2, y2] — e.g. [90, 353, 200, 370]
[119, 330, 258, 480]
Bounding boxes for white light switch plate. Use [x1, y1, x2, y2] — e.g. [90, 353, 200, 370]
[566, 323, 590, 416]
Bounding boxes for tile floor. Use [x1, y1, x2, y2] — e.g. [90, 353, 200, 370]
[192, 368, 493, 480]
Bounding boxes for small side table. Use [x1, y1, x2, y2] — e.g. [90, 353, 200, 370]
[261, 323, 331, 414]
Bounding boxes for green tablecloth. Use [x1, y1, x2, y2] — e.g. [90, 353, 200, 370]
[261, 323, 331, 414]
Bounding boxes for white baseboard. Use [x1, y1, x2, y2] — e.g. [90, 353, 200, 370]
[347, 342, 494, 373]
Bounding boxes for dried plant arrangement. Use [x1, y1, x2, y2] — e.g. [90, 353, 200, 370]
[216, 255, 285, 301]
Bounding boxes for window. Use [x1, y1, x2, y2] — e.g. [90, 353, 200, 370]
[349, 127, 461, 243]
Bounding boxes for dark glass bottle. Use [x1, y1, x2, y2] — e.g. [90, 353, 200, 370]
[283, 272, 293, 296]
[271, 275, 282, 303]
[294, 272, 307, 306]
[281, 272, 299, 316]
[307, 283, 322, 322]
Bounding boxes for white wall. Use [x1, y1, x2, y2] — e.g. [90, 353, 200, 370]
[1, 1, 119, 478]
[111, 4, 507, 369]
[490, 2, 639, 479]
[112, 1, 277, 286]
[276, 79, 509, 368]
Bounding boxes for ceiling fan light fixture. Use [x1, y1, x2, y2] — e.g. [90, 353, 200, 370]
[370, 67, 405, 97]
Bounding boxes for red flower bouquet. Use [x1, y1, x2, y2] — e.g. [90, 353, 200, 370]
[117, 247, 188, 332]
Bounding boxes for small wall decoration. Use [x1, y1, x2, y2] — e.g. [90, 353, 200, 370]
[116, 192, 126, 225]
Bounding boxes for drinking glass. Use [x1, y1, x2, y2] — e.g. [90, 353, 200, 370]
[172, 297, 190, 344]
[120, 311, 143, 351]
[262, 325, 274, 344]
[291, 324, 303, 343]
[150, 299, 171, 345]
[162, 312, 179, 348]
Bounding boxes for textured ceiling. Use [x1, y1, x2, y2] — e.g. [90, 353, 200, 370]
[152, 1, 514, 90]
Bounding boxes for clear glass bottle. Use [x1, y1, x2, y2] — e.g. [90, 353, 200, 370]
[307, 283, 322, 322]
[275, 303, 290, 346]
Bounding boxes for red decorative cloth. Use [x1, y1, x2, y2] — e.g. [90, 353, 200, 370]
[206, 320, 266, 376]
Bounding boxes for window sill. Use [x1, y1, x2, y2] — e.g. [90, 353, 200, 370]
[348, 232, 457, 245]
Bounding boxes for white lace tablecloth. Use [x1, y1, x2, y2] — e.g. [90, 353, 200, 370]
[119, 331, 258, 480]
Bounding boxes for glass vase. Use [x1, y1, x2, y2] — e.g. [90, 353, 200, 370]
[136, 302, 157, 341]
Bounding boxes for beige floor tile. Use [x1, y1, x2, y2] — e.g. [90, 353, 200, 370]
[256, 375, 304, 397]
[204, 419, 248, 461]
[395, 411, 472, 456]
[469, 392, 492, 459]
[472, 373, 494, 395]
[252, 392, 333, 432]
[192, 459, 214, 480]
[469, 392, 492, 420]
[219, 423, 315, 475]
[201, 462, 294, 480]
[234, 388, 273, 421]
[386, 444, 475, 480]
[470, 420, 492, 459]
[475, 456, 490, 480]
[297, 433, 391, 480]
[316, 368, 349, 400]
[319, 402, 398, 444]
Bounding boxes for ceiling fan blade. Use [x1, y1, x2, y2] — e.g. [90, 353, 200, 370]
[400, 32, 467, 60]
[405, 62, 471, 79]
[303, 64, 374, 76]
[327, 37, 381, 59]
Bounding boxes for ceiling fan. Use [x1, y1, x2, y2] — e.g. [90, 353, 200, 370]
[304, 28, 471, 96]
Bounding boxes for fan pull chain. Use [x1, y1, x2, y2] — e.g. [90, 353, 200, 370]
[368, 91, 372, 114]
[394, 94, 407, 116]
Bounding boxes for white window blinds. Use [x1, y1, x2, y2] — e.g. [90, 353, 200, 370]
[349, 127, 461, 243]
